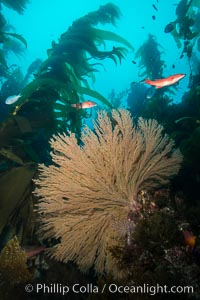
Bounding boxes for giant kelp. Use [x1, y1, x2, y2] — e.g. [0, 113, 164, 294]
[129, 33, 180, 123]
[0, 12, 27, 81]
[171, 84, 200, 204]
[0, 3, 133, 151]
[0, 0, 29, 14]
[0, 164, 36, 248]
[0, 4, 133, 252]
[164, 0, 200, 68]
[135, 34, 165, 79]
[15, 3, 133, 134]
[128, 34, 171, 123]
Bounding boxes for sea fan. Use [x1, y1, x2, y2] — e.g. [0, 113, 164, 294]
[34, 109, 182, 277]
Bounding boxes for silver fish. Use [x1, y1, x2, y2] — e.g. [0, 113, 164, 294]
[5, 94, 21, 105]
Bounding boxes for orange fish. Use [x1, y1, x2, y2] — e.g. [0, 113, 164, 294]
[145, 73, 186, 89]
[182, 230, 196, 250]
[71, 101, 97, 109]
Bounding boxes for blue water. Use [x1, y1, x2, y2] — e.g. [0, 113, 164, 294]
[2, 0, 194, 107]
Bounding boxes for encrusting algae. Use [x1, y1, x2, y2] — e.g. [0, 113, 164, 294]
[0, 236, 32, 286]
[34, 109, 183, 278]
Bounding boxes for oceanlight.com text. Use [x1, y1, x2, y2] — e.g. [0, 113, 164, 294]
[24, 283, 194, 296]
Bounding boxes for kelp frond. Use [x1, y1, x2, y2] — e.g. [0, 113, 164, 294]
[1, 32, 27, 48]
[93, 28, 134, 51]
[191, 0, 200, 8]
[1, 0, 29, 14]
[0, 14, 27, 72]
[20, 78, 71, 101]
[0, 49, 8, 68]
